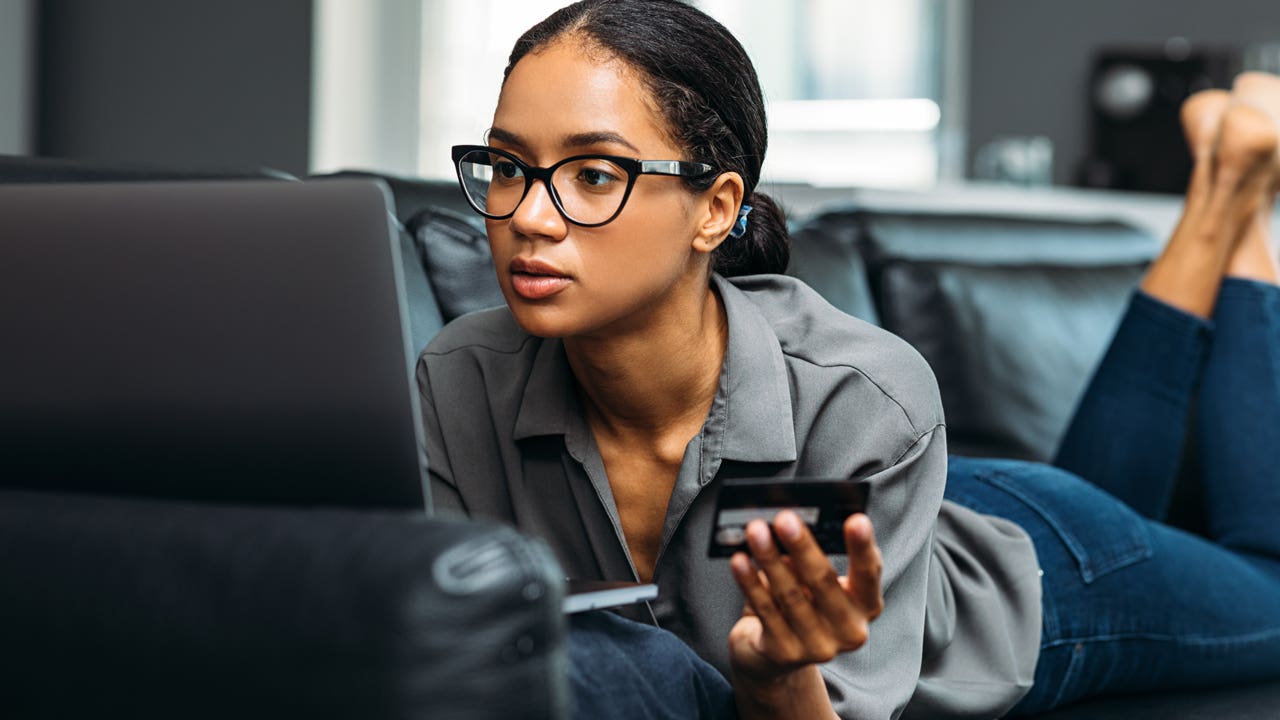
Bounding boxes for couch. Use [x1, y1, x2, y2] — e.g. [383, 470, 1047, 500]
[4, 153, 1278, 717]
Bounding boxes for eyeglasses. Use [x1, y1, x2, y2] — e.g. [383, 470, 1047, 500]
[451, 144, 717, 227]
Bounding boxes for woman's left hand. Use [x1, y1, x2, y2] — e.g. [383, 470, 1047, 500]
[727, 509, 884, 713]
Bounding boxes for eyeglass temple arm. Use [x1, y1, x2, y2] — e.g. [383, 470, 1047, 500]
[638, 160, 715, 177]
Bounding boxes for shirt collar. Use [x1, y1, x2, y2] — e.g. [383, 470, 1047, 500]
[514, 336, 577, 441]
[512, 274, 798, 464]
[712, 274, 797, 463]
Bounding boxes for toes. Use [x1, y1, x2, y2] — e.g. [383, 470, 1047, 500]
[1215, 102, 1279, 182]
[1182, 89, 1232, 156]
[1231, 71, 1280, 191]
[1232, 72, 1280, 121]
[1205, 104, 1278, 246]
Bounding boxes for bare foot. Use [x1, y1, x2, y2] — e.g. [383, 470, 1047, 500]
[1232, 72, 1280, 190]
[1214, 102, 1279, 190]
[1182, 88, 1231, 161]
[1227, 72, 1280, 282]
[1178, 89, 1232, 220]
[1142, 102, 1278, 315]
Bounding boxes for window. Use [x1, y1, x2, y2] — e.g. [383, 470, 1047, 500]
[416, 0, 570, 179]
[314, 1, 961, 189]
[698, 0, 957, 188]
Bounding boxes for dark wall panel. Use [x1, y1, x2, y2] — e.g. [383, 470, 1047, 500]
[968, 0, 1280, 186]
[37, 0, 312, 175]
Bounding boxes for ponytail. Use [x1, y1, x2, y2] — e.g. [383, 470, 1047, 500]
[713, 192, 790, 277]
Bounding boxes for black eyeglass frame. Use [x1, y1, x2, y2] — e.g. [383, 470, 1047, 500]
[451, 144, 718, 228]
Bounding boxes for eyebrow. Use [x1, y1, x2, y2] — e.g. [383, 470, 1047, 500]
[487, 127, 641, 155]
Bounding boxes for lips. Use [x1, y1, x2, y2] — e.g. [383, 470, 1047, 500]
[509, 256, 572, 300]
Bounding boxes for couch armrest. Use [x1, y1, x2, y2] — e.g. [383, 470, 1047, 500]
[0, 491, 567, 720]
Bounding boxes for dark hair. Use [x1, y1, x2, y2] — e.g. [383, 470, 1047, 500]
[504, 0, 789, 277]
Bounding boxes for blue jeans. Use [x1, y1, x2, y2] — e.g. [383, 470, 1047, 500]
[567, 610, 737, 720]
[946, 279, 1280, 715]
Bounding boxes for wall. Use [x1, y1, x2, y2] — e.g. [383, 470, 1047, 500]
[37, 0, 313, 176]
[0, 0, 35, 154]
[968, 0, 1280, 186]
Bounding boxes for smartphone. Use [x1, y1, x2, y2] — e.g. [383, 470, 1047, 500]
[708, 477, 869, 558]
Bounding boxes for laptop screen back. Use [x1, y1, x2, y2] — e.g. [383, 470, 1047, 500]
[0, 179, 428, 510]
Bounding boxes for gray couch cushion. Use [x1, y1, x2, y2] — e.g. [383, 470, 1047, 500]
[879, 258, 1146, 460]
[396, 222, 447, 357]
[792, 207, 1160, 461]
[408, 207, 505, 324]
[788, 212, 880, 325]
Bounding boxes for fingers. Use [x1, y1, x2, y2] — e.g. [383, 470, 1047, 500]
[728, 511, 883, 670]
[773, 512, 867, 646]
[735, 518, 838, 663]
[843, 514, 885, 621]
[731, 551, 810, 666]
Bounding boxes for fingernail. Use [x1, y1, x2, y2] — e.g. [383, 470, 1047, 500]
[748, 520, 771, 551]
[776, 511, 801, 542]
[848, 515, 869, 542]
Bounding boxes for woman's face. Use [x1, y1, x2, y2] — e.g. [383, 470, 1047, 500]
[485, 38, 721, 340]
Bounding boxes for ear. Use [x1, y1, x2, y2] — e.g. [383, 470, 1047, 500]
[691, 171, 745, 254]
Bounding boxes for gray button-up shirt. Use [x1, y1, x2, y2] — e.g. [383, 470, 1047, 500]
[418, 274, 1040, 719]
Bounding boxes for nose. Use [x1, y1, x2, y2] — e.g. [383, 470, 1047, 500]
[508, 177, 568, 241]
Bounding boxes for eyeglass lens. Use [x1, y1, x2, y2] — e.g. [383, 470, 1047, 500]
[457, 149, 630, 225]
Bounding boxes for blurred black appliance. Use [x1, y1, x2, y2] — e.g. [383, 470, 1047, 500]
[1078, 45, 1239, 194]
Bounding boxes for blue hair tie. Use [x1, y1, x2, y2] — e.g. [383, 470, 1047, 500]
[728, 203, 754, 239]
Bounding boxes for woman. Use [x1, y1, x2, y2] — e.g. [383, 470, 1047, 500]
[418, 1, 1280, 717]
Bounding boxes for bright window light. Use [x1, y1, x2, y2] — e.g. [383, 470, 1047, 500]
[768, 99, 942, 133]
[399, 0, 957, 189]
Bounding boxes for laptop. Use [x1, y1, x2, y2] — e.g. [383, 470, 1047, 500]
[0, 179, 429, 510]
[0, 177, 657, 614]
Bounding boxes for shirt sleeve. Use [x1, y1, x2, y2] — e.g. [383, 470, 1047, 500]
[416, 356, 468, 516]
[821, 423, 948, 720]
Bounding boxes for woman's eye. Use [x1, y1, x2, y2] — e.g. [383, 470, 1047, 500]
[578, 167, 619, 187]
[494, 161, 522, 179]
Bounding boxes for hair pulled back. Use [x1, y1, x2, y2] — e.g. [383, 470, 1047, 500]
[504, 0, 789, 277]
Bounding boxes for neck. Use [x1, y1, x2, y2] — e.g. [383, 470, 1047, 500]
[565, 282, 728, 442]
